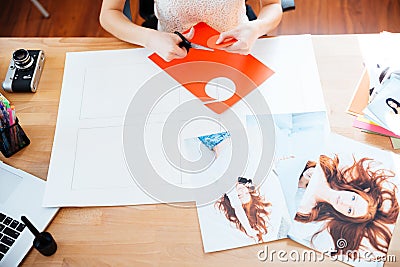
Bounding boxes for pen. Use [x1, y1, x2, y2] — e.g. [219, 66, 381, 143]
[0, 102, 10, 127]
[0, 93, 10, 108]
[7, 107, 13, 125]
[0, 108, 10, 153]
[14, 118, 27, 148]
[0, 102, 17, 153]
[10, 105, 16, 123]
[21, 216, 40, 237]
[21, 216, 57, 256]
[0, 103, 4, 126]
[10, 105, 18, 150]
[6, 107, 16, 151]
[0, 103, 9, 129]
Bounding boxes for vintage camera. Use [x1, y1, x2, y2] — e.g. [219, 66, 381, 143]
[2, 49, 45, 93]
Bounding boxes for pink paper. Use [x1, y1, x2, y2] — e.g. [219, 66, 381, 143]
[353, 117, 400, 139]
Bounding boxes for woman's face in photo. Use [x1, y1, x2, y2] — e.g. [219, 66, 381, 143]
[236, 183, 251, 204]
[331, 190, 369, 218]
[388, 100, 397, 108]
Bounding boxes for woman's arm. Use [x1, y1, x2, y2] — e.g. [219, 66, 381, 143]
[217, 0, 282, 54]
[254, 0, 283, 36]
[233, 204, 258, 238]
[226, 190, 258, 238]
[99, 0, 188, 61]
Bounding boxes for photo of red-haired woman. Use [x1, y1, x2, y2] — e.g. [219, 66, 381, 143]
[197, 171, 290, 253]
[214, 177, 272, 242]
[289, 135, 400, 267]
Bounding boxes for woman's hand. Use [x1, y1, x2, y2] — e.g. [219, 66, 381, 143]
[215, 0, 282, 55]
[246, 228, 259, 239]
[216, 21, 260, 55]
[298, 175, 311, 189]
[146, 27, 195, 62]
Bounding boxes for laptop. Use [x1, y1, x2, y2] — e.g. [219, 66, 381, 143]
[0, 160, 58, 267]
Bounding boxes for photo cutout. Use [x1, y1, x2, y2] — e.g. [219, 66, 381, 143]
[179, 131, 233, 188]
[288, 134, 400, 266]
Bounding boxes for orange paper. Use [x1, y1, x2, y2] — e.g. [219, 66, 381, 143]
[206, 35, 237, 49]
[148, 22, 274, 114]
[346, 68, 370, 116]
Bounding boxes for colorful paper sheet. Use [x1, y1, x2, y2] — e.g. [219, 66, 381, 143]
[353, 116, 400, 139]
[148, 22, 274, 114]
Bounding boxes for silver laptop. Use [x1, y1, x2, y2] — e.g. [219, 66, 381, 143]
[0, 160, 58, 267]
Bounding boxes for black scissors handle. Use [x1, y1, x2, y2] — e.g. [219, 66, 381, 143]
[174, 31, 191, 52]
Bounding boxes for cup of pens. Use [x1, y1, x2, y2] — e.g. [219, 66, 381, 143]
[0, 103, 30, 158]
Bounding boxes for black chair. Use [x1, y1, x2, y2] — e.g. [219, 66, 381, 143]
[281, 0, 296, 12]
[124, 0, 295, 29]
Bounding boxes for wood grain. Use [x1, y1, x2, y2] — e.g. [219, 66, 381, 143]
[1, 0, 400, 37]
[0, 38, 134, 179]
[272, 0, 400, 35]
[0, 36, 398, 266]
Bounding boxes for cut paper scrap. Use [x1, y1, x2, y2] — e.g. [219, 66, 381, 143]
[206, 35, 237, 49]
[347, 68, 369, 116]
[390, 137, 400, 149]
[148, 22, 274, 114]
[353, 116, 400, 139]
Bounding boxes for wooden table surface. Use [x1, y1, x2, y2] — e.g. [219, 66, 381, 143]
[0, 36, 399, 266]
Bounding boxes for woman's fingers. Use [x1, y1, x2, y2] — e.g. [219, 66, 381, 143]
[159, 33, 188, 61]
[216, 30, 236, 44]
[182, 27, 195, 41]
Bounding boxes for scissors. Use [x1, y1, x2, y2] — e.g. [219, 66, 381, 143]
[174, 31, 214, 52]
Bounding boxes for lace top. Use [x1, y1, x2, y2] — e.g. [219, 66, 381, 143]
[154, 0, 249, 33]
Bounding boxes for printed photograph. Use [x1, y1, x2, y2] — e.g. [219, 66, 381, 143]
[196, 171, 290, 253]
[195, 116, 290, 252]
[288, 134, 400, 266]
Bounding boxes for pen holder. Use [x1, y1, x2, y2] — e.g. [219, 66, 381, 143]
[0, 118, 30, 158]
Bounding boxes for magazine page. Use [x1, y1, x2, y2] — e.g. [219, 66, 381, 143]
[363, 73, 400, 135]
[288, 133, 400, 267]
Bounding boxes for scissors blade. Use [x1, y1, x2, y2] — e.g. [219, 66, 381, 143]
[190, 43, 214, 52]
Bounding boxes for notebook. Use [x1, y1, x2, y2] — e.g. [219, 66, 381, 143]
[0, 161, 58, 266]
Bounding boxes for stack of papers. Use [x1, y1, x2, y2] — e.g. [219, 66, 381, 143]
[347, 32, 400, 149]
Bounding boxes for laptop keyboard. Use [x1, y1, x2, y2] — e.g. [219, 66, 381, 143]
[0, 212, 25, 262]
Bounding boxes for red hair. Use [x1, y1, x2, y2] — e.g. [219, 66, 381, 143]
[295, 155, 399, 258]
[215, 188, 271, 242]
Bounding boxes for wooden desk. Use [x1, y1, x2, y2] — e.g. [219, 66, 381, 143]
[0, 36, 398, 266]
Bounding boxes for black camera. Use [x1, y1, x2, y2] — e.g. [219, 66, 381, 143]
[2, 49, 45, 93]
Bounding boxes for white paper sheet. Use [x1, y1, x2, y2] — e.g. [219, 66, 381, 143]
[43, 35, 327, 207]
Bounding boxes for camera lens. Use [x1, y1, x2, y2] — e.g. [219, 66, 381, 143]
[13, 49, 33, 69]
